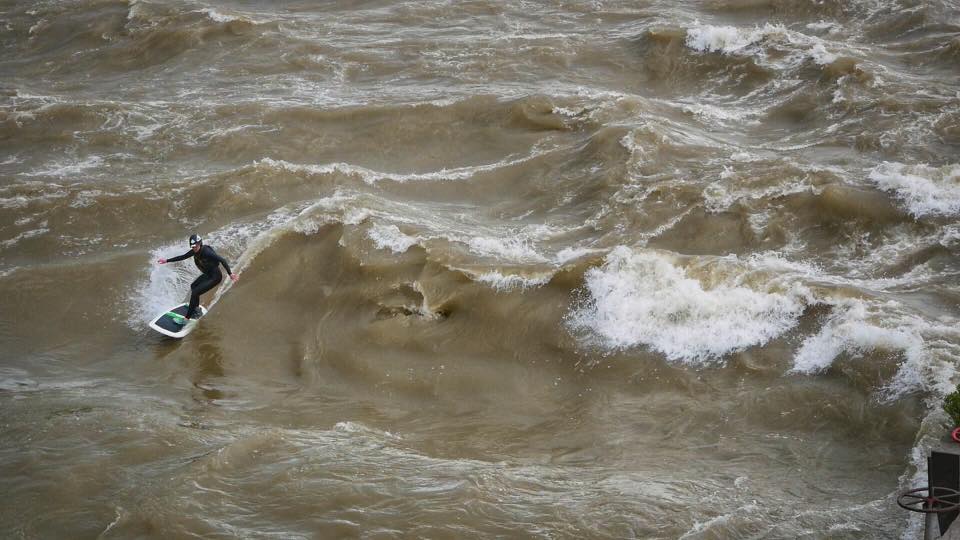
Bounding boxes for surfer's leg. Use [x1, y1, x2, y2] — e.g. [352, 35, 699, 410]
[185, 276, 204, 319]
[186, 292, 201, 320]
[186, 273, 222, 319]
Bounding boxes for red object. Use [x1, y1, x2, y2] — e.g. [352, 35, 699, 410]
[952, 427, 960, 444]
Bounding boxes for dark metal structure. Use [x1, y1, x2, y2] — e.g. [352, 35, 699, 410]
[898, 447, 960, 539]
[928, 451, 960, 535]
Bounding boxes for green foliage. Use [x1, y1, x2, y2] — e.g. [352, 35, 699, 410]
[945, 385, 960, 426]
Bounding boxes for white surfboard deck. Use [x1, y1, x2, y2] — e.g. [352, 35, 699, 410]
[148, 303, 207, 338]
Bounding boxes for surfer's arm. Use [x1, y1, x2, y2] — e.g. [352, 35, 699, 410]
[218, 256, 232, 275]
[158, 250, 193, 264]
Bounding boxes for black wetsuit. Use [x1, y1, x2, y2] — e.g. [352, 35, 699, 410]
[166, 245, 232, 319]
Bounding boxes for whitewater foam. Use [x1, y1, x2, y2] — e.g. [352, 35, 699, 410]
[868, 162, 960, 218]
[197, 8, 250, 24]
[556, 246, 602, 265]
[568, 247, 811, 364]
[368, 223, 419, 254]
[792, 301, 922, 375]
[685, 23, 773, 55]
[703, 174, 812, 214]
[466, 235, 548, 263]
[685, 22, 840, 68]
[132, 241, 197, 325]
[22, 155, 104, 178]
[805, 21, 842, 35]
[792, 298, 960, 400]
[471, 270, 553, 291]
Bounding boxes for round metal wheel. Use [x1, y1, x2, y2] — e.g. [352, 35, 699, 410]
[897, 486, 960, 513]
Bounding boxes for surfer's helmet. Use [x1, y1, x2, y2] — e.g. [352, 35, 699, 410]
[189, 234, 202, 247]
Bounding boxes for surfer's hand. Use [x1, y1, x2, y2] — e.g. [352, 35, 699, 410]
[157, 258, 167, 264]
[230, 273, 239, 282]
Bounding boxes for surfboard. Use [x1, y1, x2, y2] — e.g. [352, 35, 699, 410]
[148, 303, 207, 338]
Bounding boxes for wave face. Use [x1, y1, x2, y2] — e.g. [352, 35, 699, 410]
[2, 0, 959, 537]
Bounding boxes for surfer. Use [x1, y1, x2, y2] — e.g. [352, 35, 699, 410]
[157, 234, 238, 320]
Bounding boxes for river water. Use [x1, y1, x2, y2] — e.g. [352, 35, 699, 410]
[2, 1, 960, 538]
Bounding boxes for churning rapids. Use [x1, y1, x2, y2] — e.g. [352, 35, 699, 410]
[2, 0, 960, 538]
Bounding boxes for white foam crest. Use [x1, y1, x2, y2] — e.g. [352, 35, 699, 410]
[197, 8, 249, 24]
[867, 161, 960, 218]
[792, 301, 917, 375]
[22, 155, 104, 178]
[556, 246, 602, 265]
[685, 23, 774, 55]
[333, 421, 402, 440]
[745, 247, 952, 293]
[940, 224, 960, 248]
[703, 175, 812, 213]
[792, 301, 960, 400]
[806, 21, 842, 34]
[552, 105, 584, 118]
[283, 189, 558, 267]
[568, 247, 811, 363]
[0, 225, 49, 249]
[817, 226, 958, 285]
[679, 502, 761, 539]
[680, 102, 760, 125]
[368, 223, 418, 254]
[255, 152, 540, 185]
[362, 206, 575, 266]
[283, 188, 428, 240]
[637, 205, 700, 245]
[568, 246, 958, 390]
[470, 270, 553, 291]
[69, 189, 105, 208]
[685, 22, 839, 67]
[808, 42, 838, 65]
[202, 124, 278, 142]
[618, 132, 647, 165]
[740, 251, 960, 398]
[126, 0, 149, 22]
[467, 235, 549, 263]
